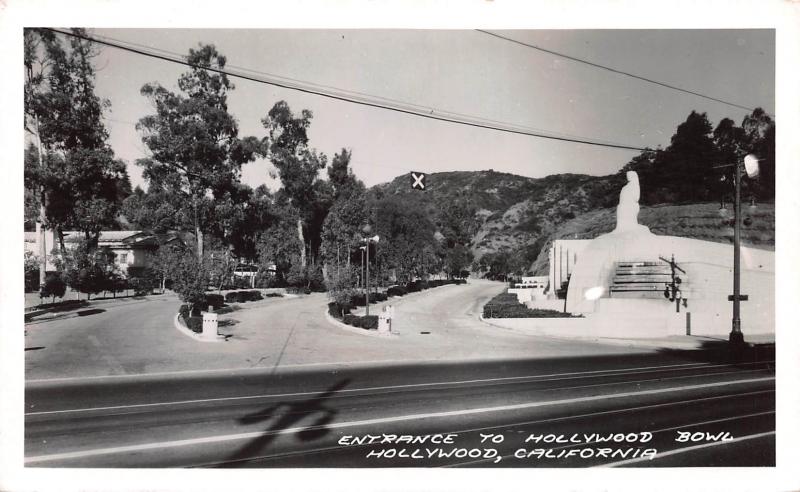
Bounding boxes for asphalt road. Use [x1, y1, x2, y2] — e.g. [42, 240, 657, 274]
[25, 344, 774, 468]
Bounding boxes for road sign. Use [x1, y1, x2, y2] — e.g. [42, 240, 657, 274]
[410, 172, 426, 190]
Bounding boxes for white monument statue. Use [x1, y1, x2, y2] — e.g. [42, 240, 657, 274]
[614, 171, 649, 233]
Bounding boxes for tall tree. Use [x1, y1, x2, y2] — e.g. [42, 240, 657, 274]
[137, 44, 259, 260]
[261, 101, 328, 267]
[660, 110, 717, 202]
[373, 195, 437, 284]
[24, 28, 130, 254]
[437, 191, 478, 277]
[321, 182, 368, 276]
[741, 108, 775, 199]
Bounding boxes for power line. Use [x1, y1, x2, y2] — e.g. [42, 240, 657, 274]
[42, 28, 649, 153]
[476, 29, 766, 115]
[80, 30, 646, 148]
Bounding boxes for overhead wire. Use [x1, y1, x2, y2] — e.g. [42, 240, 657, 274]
[476, 29, 768, 116]
[42, 27, 650, 153]
[86, 30, 636, 147]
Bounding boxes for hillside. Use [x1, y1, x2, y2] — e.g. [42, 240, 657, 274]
[369, 170, 775, 275]
[370, 169, 625, 261]
[529, 202, 775, 275]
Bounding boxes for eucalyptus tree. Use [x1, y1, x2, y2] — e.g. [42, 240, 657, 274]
[24, 28, 130, 255]
[260, 101, 329, 267]
[137, 44, 259, 260]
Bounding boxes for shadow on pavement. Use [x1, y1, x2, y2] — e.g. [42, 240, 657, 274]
[220, 379, 351, 467]
[657, 340, 775, 367]
[76, 308, 106, 317]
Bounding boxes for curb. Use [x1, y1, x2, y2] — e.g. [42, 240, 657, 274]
[323, 309, 396, 339]
[172, 313, 226, 343]
[477, 313, 757, 351]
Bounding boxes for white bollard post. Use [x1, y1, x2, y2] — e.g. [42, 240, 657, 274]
[378, 305, 391, 334]
[202, 312, 219, 340]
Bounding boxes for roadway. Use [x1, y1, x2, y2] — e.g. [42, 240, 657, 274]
[25, 344, 774, 468]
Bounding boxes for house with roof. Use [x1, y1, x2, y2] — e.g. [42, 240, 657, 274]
[25, 229, 187, 275]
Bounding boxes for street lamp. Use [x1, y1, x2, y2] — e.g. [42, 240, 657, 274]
[359, 246, 366, 291]
[715, 154, 760, 346]
[361, 232, 380, 317]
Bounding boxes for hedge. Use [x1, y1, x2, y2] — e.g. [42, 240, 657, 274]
[386, 286, 408, 297]
[178, 305, 203, 333]
[341, 314, 379, 330]
[205, 294, 225, 311]
[224, 290, 265, 303]
[482, 292, 578, 318]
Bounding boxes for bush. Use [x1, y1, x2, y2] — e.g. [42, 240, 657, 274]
[185, 316, 203, 333]
[204, 293, 225, 311]
[179, 304, 191, 319]
[387, 286, 407, 297]
[341, 314, 379, 330]
[40, 272, 67, 302]
[178, 304, 203, 333]
[215, 305, 240, 315]
[328, 301, 351, 319]
[482, 292, 578, 318]
[225, 290, 264, 303]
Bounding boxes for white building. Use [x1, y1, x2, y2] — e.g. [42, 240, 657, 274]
[547, 239, 592, 297]
[25, 229, 180, 275]
[508, 275, 549, 303]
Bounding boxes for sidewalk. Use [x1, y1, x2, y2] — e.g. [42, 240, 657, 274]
[582, 333, 774, 350]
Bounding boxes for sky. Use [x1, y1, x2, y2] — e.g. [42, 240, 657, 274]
[83, 28, 775, 192]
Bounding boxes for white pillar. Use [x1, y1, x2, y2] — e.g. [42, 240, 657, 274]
[202, 312, 219, 340]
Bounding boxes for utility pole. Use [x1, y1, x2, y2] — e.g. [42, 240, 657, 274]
[731, 159, 744, 345]
[714, 154, 758, 347]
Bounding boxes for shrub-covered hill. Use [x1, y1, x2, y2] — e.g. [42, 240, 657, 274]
[528, 202, 775, 275]
[369, 169, 625, 261]
[369, 170, 774, 275]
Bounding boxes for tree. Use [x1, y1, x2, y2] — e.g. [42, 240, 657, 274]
[741, 108, 775, 199]
[121, 184, 189, 234]
[327, 148, 363, 199]
[437, 192, 477, 278]
[137, 44, 259, 260]
[149, 242, 187, 293]
[255, 204, 304, 285]
[261, 101, 329, 267]
[659, 111, 717, 202]
[24, 28, 130, 251]
[171, 250, 210, 314]
[373, 196, 437, 284]
[40, 272, 67, 303]
[58, 240, 120, 300]
[321, 182, 368, 277]
[327, 265, 359, 316]
[25, 251, 41, 292]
